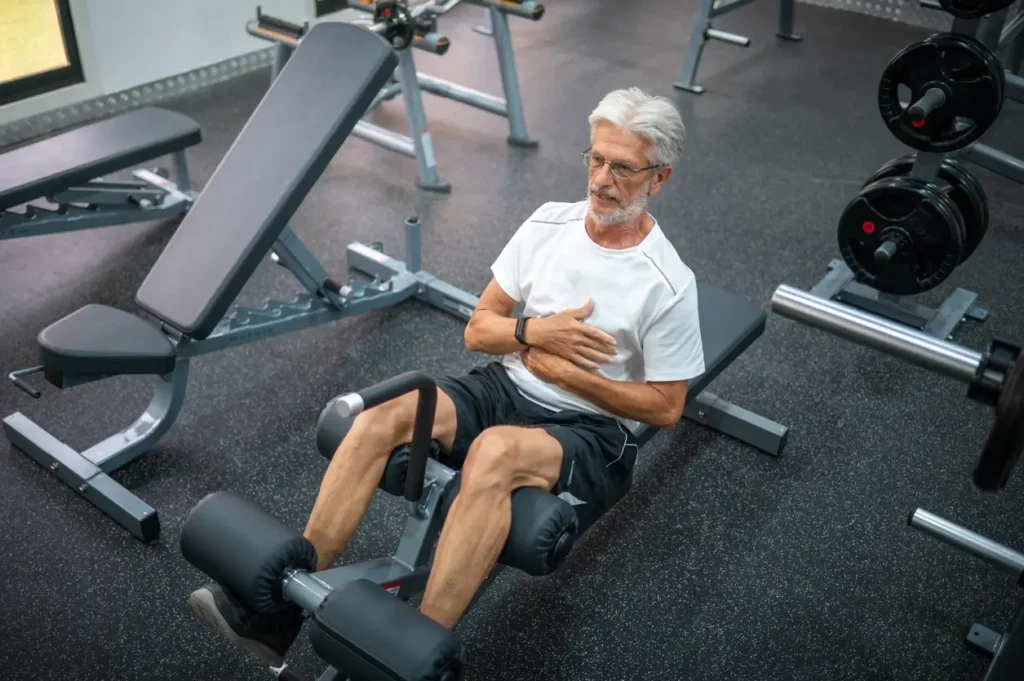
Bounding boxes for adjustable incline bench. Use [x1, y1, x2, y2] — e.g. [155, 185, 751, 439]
[0, 107, 200, 240]
[3, 22, 480, 543]
[178, 283, 787, 681]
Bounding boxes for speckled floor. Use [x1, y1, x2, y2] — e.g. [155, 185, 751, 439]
[1, 0, 1023, 680]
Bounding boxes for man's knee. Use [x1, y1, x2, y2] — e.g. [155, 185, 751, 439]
[333, 393, 418, 460]
[461, 427, 554, 494]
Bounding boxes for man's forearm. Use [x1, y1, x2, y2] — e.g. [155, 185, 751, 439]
[555, 367, 682, 429]
[464, 310, 524, 355]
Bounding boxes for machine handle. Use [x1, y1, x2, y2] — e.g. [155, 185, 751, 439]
[246, 19, 300, 48]
[414, 31, 451, 55]
[8, 367, 43, 399]
[256, 6, 309, 39]
[336, 371, 438, 504]
[909, 509, 1024, 581]
[471, 0, 545, 20]
[770, 285, 983, 384]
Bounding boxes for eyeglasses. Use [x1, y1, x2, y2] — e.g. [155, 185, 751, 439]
[582, 149, 662, 180]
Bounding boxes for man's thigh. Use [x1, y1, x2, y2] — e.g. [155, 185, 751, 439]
[435, 363, 519, 466]
[541, 416, 638, 534]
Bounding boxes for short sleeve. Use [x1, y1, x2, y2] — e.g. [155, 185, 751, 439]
[490, 211, 540, 302]
[642, 282, 705, 382]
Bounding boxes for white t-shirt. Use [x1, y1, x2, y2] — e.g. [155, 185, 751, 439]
[491, 200, 706, 433]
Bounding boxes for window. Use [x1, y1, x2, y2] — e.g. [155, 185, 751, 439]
[0, 0, 84, 107]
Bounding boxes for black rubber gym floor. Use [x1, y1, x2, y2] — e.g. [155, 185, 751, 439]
[2, 0, 1023, 679]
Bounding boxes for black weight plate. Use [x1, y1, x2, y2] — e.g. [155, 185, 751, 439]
[864, 154, 987, 263]
[938, 159, 987, 262]
[838, 176, 964, 295]
[927, 175, 967, 272]
[980, 35, 1006, 107]
[975, 352, 1024, 491]
[939, 0, 1014, 20]
[878, 34, 1004, 153]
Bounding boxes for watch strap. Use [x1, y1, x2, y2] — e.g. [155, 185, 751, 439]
[515, 316, 532, 346]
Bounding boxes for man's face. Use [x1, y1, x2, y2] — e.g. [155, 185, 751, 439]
[586, 122, 671, 227]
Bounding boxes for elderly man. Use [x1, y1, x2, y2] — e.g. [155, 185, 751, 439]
[189, 87, 705, 666]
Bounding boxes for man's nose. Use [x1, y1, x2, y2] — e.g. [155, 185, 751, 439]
[591, 163, 615, 185]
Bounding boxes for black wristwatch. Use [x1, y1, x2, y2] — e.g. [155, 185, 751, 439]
[515, 316, 533, 346]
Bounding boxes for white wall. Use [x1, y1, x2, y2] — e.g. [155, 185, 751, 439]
[86, 0, 306, 94]
[0, 0, 325, 125]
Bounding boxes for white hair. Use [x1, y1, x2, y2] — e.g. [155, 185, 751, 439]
[587, 88, 687, 167]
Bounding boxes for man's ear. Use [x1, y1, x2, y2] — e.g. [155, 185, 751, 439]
[648, 166, 673, 197]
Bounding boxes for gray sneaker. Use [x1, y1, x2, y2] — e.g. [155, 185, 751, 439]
[188, 582, 305, 668]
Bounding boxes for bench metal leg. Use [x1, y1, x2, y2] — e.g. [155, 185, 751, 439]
[473, 7, 493, 35]
[674, 0, 717, 94]
[489, 7, 536, 148]
[173, 149, 192, 193]
[396, 51, 449, 193]
[683, 391, 789, 457]
[2, 361, 191, 542]
[777, 0, 802, 40]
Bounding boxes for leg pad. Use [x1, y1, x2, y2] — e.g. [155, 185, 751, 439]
[180, 491, 318, 615]
[309, 579, 465, 681]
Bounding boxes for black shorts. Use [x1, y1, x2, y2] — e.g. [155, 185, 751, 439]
[436, 362, 639, 533]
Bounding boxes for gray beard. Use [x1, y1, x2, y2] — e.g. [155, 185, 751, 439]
[586, 185, 650, 227]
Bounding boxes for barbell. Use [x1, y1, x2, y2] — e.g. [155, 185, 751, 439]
[771, 285, 1024, 490]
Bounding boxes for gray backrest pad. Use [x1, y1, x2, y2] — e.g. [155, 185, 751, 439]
[636, 283, 766, 447]
[136, 22, 398, 339]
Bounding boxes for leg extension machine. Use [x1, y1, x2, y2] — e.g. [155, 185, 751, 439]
[179, 282, 786, 681]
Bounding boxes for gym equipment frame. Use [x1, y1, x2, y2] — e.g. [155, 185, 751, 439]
[810, 152, 990, 341]
[181, 281, 786, 681]
[771, 284, 1024, 491]
[3, 22, 787, 544]
[959, 68, 1024, 185]
[0, 107, 200, 241]
[674, 0, 802, 95]
[959, 8, 1024, 185]
[909, 509, 1024, 680]
[248, 0, 542, 192]
[915, 6, 1024, 184]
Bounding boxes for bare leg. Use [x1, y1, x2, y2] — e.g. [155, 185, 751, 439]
[419, 426, 563, 629]
[304, 389, 459, 571]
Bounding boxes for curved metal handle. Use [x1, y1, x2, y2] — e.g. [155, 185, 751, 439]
[8, 367, 43, 399]
[338, 371, 437, 503]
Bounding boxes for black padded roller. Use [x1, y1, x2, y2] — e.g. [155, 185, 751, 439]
[180, 491, 318, 615]
[316, 397, 354, 461]
[309, 579, 464, 681]
[441, 474, 578, 576]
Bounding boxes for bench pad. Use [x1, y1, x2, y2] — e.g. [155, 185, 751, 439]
[0, 107, 201, 211]
[39, 304, 176, 377]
